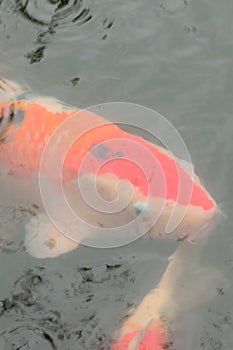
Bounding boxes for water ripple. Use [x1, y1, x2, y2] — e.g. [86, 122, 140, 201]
[15, 0, 92, 28]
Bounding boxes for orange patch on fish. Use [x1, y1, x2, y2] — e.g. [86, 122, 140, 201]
[112, 321, 167, 350]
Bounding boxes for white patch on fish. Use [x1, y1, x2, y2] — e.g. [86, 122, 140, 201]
[25, 213, 79, 259]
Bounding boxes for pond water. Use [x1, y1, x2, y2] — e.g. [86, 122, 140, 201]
[0, 0, 233, 349]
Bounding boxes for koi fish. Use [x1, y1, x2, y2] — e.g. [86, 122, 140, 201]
[0, 77, 220, 350]
[0, 78, 218, 258]
[0, 76, 218, 259]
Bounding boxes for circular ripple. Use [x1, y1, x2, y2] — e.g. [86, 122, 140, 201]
[15, 0, 92, 28]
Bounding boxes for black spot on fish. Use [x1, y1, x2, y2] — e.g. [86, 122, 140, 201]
[90, 143, 110, 160]
[112, 151, 124, 158]
[90, 142, 125, 161]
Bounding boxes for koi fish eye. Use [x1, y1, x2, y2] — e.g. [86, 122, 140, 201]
[0, 107, 13, 142]
[0, 104, 25, 142]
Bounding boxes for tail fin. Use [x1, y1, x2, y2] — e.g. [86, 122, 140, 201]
[111, 242, 227, 349]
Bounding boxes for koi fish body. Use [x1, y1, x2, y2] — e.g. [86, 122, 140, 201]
[0, 77, 218, 258]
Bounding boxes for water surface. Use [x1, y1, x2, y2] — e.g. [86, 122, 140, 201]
[0, 0, 233, 349]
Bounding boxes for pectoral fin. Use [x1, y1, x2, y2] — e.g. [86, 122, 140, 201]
[25, 213, 79, 259]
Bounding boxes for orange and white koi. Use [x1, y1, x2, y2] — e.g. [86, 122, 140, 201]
[0, 76, 220, 349]
[0, 77, 218, 258]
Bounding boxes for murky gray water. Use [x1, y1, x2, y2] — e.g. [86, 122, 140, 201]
[0, 0, 233, 349]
